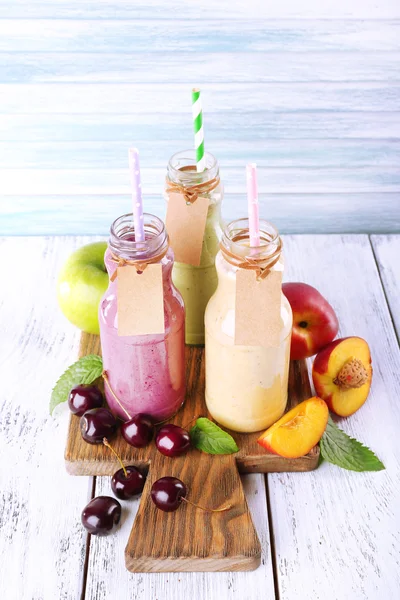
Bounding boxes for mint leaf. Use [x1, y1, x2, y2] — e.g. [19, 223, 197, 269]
[189, 418, 238, 455]
[50, 355, 103, 415]
[320, 416, 385, 472]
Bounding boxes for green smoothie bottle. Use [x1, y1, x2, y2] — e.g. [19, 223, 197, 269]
[165, 150, 224, 345]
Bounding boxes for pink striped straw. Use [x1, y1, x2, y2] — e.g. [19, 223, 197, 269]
[128, 148, 145, 242]
[246, 163, 260, 247]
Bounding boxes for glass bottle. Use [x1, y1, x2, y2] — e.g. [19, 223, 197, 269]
[165, 150, 223, 345]
[205, 218, 292, 433]
[99, 213, 185, 421]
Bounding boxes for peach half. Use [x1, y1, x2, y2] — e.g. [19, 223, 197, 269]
[312, 337, 372, 417]
[257, 397, 329, 458]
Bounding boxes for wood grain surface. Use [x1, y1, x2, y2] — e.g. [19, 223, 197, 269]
[0, 237, 98, 600]
[3, 0, 400, 19]
[268, 235, 400, 600]
[65, 334, 317, 572]
[125, 452, 260, 573]
[87, 472, 276, 599]
[2, 192, 399, 237]
[2, 234, 400, 599]
[371, 235, 400, 341]
[1, 4, 399, 235]
[3, 52, 400, 83]
[65, 337, 319, 476]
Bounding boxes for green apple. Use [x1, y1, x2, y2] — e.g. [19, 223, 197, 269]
[57, 242, 108, 334]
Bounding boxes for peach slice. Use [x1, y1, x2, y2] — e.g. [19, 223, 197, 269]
[257, 397, 329, 458]
[312, 337, 372, 417]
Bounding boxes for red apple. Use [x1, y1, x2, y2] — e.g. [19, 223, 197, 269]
[282, 282, 339, 360]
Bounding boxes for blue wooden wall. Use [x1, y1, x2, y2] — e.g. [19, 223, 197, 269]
[1, 0, 399, 235]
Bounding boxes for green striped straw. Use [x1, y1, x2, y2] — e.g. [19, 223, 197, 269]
[192, 88, 205, 173]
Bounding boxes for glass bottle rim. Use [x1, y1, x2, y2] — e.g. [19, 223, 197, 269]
[221, 217, 281, 261]
[167, 149, 219, 184]
[109, 212, 168, 260]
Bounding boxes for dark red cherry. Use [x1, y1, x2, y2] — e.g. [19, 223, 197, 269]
[151, 476, 187, 512]
[80, 408, 117, 444]
[155, 424, 191, 457]
[121, 414, 154, 448]
[81, 496, 121, 535]
[111, 466, 145, 500]
[68, 384, 103, 416]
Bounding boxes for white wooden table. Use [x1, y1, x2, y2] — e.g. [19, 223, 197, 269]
[1, 234, 399, 600]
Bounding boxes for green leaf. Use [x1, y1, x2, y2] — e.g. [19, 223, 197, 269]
[317, 451, 325, 468]
[189, 417, 239, 455]
[320, 416, 385, 472]
[50, 355, 103, 415]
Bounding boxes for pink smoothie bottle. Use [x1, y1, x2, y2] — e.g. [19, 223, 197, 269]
[99, 213, 186, 421]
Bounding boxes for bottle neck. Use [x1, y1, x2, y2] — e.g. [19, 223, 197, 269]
[167, 149, 219, 186]
[166, 149, 222, 207]
[104, 247, 174, 285]
[220, 218, 282, 276]
[105, 213, 171, 281]
[108, 213, 168, 262]
[214, 218, 284, 310]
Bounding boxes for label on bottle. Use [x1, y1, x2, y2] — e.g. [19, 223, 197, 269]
[117, 264, 165, 336]
[235, 267, 283, 348]
[165, 192, 209, 266]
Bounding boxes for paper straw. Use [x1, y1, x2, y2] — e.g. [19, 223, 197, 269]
[192, 88, 205, 173]
[246, 163, 260, 247]
[128, 148, 145, 242]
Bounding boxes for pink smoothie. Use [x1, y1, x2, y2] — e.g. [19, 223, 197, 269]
[99, 241, 185, 422]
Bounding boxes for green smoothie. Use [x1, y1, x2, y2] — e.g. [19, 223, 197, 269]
[172, 199, 223, 345]
[165, 150, 224, 345]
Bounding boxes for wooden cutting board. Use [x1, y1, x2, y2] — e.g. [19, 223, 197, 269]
[65, 333, 319, 573]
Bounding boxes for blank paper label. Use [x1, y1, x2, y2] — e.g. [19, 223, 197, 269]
[235, 268, 283, 348]
[117, 264, 165, 337]
[165, 192, 209, 266]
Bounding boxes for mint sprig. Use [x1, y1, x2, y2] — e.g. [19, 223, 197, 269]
[50, 354, 103, 415]
[189, 417, 239, 455]
[320, 416, 385, 472]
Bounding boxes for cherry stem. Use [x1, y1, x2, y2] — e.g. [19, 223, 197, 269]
[102, 438, 128, 478]
[181, 497, 232, 513]
[102, 370, 132, 421]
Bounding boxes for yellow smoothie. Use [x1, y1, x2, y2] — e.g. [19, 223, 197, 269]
[205, 225, 292, 433]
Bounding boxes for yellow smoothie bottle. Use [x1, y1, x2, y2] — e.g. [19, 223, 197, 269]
[165, 150, 223, 345]
[205, 218, 292, 433]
